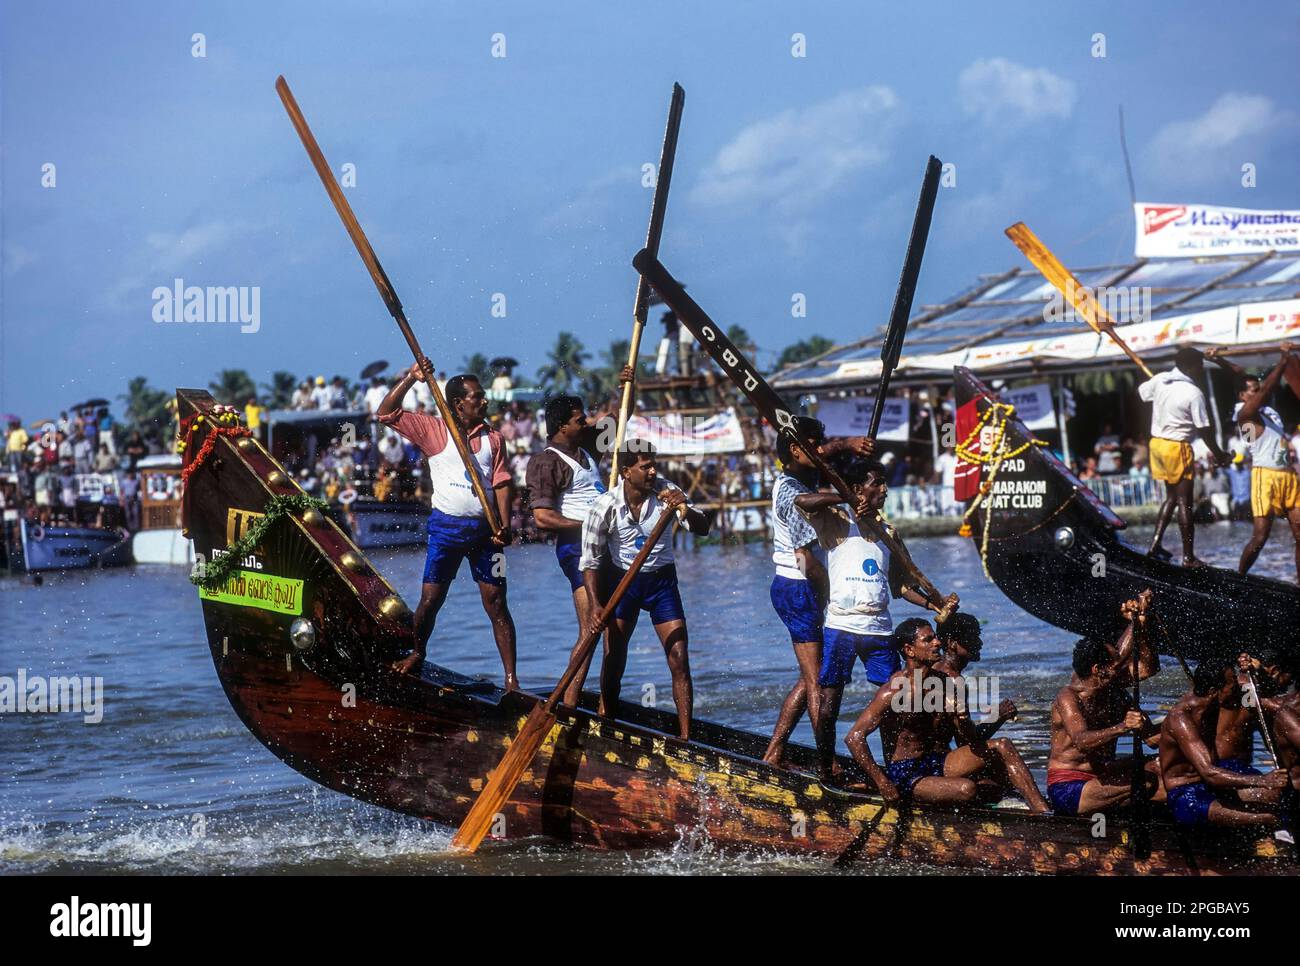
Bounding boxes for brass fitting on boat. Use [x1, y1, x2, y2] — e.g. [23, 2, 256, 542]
[339, 551, 365, 573]
[302, 509, 326, 527]
[377, 595, 411, 621]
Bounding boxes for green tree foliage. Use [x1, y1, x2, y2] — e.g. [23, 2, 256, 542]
[461, 353, 493, 385]
[209, 369, 257, 405]
[119, 377, 173, 451]
[261, 371, 299, 410]
[776, 335, 834, 371]
[536, 331, 589, 395]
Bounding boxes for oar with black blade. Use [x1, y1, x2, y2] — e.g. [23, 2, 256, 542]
[1130, 597, 1151, 860]
[609, 83, 685, 488]
[452, 499, 684, 852]
[275, 75, 504, 539]
[633, 250, 957, 622]
[868, 155, 942, 439]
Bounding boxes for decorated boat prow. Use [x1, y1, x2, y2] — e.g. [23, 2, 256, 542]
[180, 387, 1294, 874]
[953, 367, 1299, 661]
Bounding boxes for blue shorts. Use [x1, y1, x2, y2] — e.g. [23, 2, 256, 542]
[611, 564, 685, 625]
[1214, 757, 1261, 776]
[885, 752, 947, 798]
[555, 529, 584, 592]
[1048, 780, 1089, 817]
[819, 628, 899, 687]
[423, 508, 504, 586]
[1168, 781, 1217, 828]
[770, 575, 823, 644]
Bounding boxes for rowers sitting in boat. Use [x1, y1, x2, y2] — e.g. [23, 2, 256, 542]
[578, 440, 711, 739]
[844, 618, 1050, 812]
[378, 360, 519, 689]
[1045, 599, 1162, 817]
[1158, 659, 1288, 828]
[790, 455, 951, 781]
[935, 612, 1018, 742]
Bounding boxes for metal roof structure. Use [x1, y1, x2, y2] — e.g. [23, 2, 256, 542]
[771, 250, 1300, 392]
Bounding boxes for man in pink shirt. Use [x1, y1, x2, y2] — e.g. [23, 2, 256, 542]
[377, 359, 518, 689]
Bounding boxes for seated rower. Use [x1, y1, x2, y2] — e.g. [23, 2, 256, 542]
[1159, 659, 1287, 828]
[579, 441, 711, 739]
[1270, 701, 1300, 840]
[1046, 611, 1163, 817]
[935, 612, 1017, 742]
[794, 457, 955, 781]
[844, 618, 1049, 812]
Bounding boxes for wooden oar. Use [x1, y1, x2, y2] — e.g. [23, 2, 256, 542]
[609, 83, 686, 487]
[275, 75, 503, 537]
[1005, 222, 1154, 379]
[868, 155, 942, 439]
[1243, 667, 1283, 771]
[1129, 599, 1151, 860]
[633, 250, 957, 622]
[452, 498, 683, 851]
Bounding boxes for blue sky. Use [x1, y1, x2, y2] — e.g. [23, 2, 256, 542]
[3, 0, 1298, 417]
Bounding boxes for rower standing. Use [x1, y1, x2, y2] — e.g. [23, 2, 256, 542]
[761, 416, 873, 769]
[793, 456, 951, 780]
[1206, 343, 1300, 581]
[378, 361, 519, 688]
[1139, 346, 1231, 566]
[579, 441, 710, 739]
[527, 390, 619, 706]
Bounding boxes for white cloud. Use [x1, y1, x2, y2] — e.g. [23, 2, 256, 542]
[958, 58, 1076, 126]
[1143, 93, 1295, 186]
[3, 243, 36, 277]
[104, 220, 248, 310]
[691, 86, 900, 211]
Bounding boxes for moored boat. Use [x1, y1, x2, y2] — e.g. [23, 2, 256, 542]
[15, 517, 131, 573]
[180, 387, 1295, 875]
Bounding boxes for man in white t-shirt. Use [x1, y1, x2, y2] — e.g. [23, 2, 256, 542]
[579, 441, 711, 740]
[1138, 346, 1230, 567]
[934, 446, 958, 515]
[309, 376, 332, 410]
[1207, 343, 1300, 581]
[796, 456, 956, 780]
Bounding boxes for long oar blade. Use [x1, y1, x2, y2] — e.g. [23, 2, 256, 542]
[1005, 221, 1153, 377]
[275, 75, 402, 319]
[452, 504, 680, 852]
[612, 83, 686, 486]
[869, 155, 942, 438]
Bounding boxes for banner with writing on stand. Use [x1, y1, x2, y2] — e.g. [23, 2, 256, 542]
[816, 397, 911, 442]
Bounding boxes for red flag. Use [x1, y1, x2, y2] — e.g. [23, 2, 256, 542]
[953, 398, 983, 502]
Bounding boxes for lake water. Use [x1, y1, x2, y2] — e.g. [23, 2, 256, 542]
[1, 520, 1293, 875]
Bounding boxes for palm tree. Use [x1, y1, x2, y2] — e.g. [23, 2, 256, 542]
[261, 370, 298, 410]
[119, 377, 173, 450]
[727, 325, 757, 359]
[776, 336, 834, 371]
[461, 353, 493, 385]
[209, 369, 257, 405]
[536, 331, 589, 394]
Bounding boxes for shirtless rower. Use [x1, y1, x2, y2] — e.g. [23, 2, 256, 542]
[579, 441, 711, 739]
[794, 457, 955, 781]
[1139, 346, 1231, 566]
[1205, 343, 1300, 581]
[762, 417, 873, 768]
[935, 613, 1017, 743]
[844, 618, 1049, 812]
[1046, 597, 1163, 817]
[1159, 659, 1287, 828]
